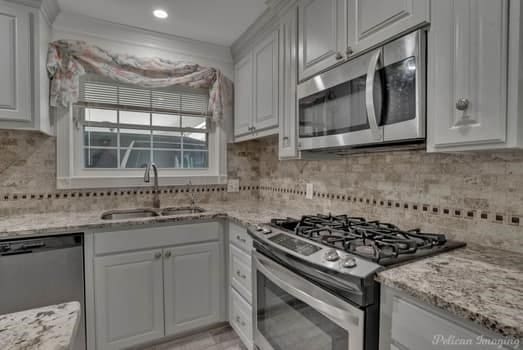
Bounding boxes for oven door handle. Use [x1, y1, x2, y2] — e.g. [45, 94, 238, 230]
[365, 49, 383, 141]
[255, 252, 364, 330]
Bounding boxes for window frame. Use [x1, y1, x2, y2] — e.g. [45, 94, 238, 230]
[56, 78, 228, 190]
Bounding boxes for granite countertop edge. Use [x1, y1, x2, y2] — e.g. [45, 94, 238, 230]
[0, 202, 520, 340]
[0, 302, 81, 350]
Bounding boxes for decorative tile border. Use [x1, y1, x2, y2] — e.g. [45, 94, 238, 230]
[257, 185, 522, 227]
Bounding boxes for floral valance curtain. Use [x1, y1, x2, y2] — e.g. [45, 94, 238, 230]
[46, 40, 233, 122]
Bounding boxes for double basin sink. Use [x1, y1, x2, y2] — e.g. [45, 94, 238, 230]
[101, 207, 206, 220]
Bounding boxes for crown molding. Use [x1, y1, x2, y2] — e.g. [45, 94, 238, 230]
[53, 12, 234, 66]
[4, 0, 60, 24]
[231, 0, 296, 61]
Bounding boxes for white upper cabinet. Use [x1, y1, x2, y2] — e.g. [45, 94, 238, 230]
[252, 31, 279, 132]
[234, 30, 279, 141]
[347, 0, 429, 54]
[0, 3, 31, 125]
[298, 0, 347, 81]
[0, 1, 53, 134]
[234, 54, 253, 137]
[427, 0, 522, 151]
[278, 5, 300, 159]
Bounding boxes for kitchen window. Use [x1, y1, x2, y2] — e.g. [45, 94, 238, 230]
[56, 75, 228, 189]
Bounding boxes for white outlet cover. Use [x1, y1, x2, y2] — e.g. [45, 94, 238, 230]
[227, 179, 240, 192]
[306, 183, 313, 199]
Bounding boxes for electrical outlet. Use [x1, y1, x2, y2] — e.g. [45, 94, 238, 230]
[227, 179, 240, 193]
[306, 183, 313, 199]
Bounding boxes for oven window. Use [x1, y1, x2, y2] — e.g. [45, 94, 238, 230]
[379, 56, 417, 126]
[257, 273, 349, 350]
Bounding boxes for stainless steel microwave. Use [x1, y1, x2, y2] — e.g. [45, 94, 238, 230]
[297, 30, 426, 151]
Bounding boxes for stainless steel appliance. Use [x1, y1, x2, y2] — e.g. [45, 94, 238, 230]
[297, 30, 426, 152]
[249, 215, 465, 350]
[0, 234, 86, 350]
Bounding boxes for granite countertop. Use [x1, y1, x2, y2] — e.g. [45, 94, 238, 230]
[377, 244, 523, 339]
[0, 302, 81, 350]
[0, 200, 521, 339]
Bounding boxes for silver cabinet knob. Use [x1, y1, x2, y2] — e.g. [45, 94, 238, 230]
[236, 270, 246, 279]
[335, 52, 343, 60]
[154, 252, 162, 259]
[164, 251, 172, 258]
[456, 98, 470, 111]
[236, 235, 246, 243]
[346, 46, 354, 56]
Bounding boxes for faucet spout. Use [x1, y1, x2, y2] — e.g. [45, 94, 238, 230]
[144, 163, 160, 208]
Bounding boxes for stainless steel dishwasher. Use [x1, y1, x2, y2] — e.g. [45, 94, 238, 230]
[0, 234, 86, 350]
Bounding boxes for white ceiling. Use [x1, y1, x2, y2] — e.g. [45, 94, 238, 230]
[56, 0, 268, 47]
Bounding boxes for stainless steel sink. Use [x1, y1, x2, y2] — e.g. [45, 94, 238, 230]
[161, 207, 206, 216]
[101, 208, 160, 220]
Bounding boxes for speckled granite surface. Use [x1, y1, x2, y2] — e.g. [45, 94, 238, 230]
[377, 244, 523, 339]
[0, 201, 521, 339]
[0, 302, 80, 350]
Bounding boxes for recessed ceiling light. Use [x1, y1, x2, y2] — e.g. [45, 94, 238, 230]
[153, 9, 168, 19]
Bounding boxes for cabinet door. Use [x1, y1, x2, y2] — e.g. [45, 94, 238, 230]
[298, 0, 347, 81]
[0, 3, 31, 124]
[278, 6, 300, 159]
[164, 242, 222, 336]
[94, 250, 164, 350]
[252, 31, 279, 132]
[347, 0, 429, 54]
[234, 54, 253, 137]
[428, 0, 509, 151]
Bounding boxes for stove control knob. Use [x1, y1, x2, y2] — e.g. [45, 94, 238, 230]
[262, 228, 272, 235]
[255, 225, 264, 232]
[342, 257, 357, 268]
[325, 249, 340, 262]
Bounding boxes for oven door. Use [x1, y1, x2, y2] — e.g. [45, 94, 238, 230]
[253, 251, 365, 350]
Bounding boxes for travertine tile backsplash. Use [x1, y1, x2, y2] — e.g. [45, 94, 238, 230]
[1, 130, 522, 252]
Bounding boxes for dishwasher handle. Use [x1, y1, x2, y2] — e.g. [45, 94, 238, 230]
[0, 234, 83, 256]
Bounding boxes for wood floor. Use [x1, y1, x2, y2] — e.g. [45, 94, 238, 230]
[140, 325, 247, 350]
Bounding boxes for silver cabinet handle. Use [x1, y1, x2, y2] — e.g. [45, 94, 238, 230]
[365, 49, 383, 141]
[236, 235, 246, 243]
[335, 52, 343, 60]
[164, 251, 172, 258]
[346, 46, 353, 56]
[456, 98, 469, 111]
[154, 252, 162, 259]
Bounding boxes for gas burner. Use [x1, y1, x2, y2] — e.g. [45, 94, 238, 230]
[270, 213, 464, 266]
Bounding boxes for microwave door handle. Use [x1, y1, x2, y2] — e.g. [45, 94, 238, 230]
[254, 253, 363, 329]
[365, 49, 383, 141]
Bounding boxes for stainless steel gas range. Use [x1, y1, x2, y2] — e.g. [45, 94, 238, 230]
[248, 214, 466, 350]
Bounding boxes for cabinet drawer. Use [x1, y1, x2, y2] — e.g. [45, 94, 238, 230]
[230, 244, 252, 302]
[229, 222, 252, 253]
[94, 222, 220, 255]
[230, 288, 253, 349]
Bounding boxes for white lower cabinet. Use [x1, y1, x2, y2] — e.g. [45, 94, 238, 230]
[228, 222, 254, 350]
[380, 285, 515, 350]
[90, 222, 225, 350]
[94, 249, 165, 350]
[164, 242, 221, 336]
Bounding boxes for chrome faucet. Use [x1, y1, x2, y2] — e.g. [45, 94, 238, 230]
[186, 180, 198, 208]
[144, 163, 160, 209]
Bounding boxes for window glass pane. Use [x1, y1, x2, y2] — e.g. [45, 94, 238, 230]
[84, 148, 118, 168]
[183, 133, 208, 150]
[153, 150, 182, 169]
[85, 108, 118, 123]
[153, 131, 182, 149]
[119, 150, 150, 169]
[119, 111, 150, 126]
[120, 129, 151, 148]
[152, 114, 180, 128]
[84, 126, 117, 147]
[183, 151, 208, 168]
[181, 116, 207, 129]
